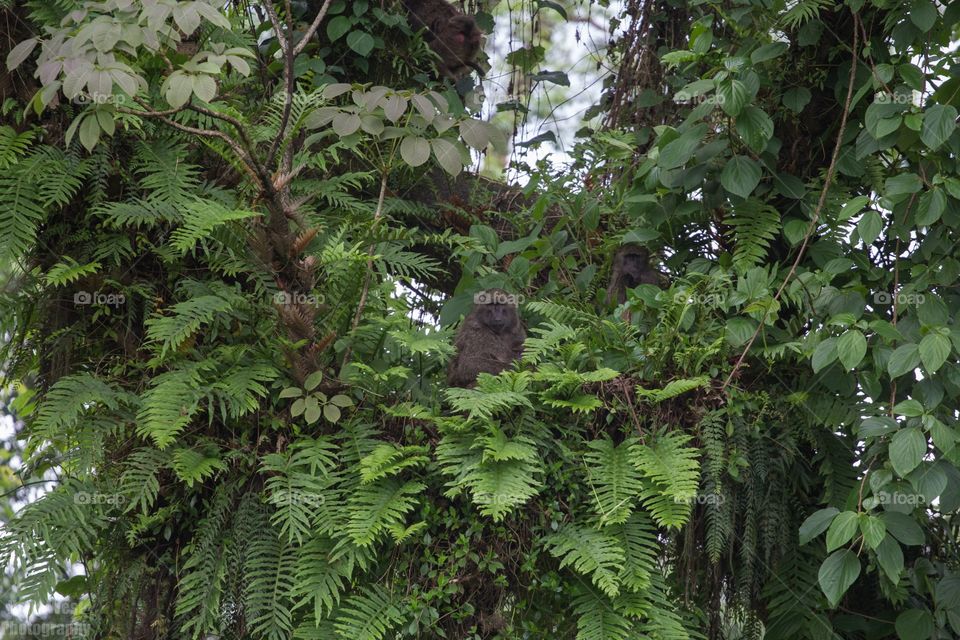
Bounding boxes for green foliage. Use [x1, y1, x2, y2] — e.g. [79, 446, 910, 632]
[3, 0, 960, 637]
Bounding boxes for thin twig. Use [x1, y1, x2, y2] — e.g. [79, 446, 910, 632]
[293, 0, 335, 56]
[721, 12, 861, 393]
[342, 173, 389, 368]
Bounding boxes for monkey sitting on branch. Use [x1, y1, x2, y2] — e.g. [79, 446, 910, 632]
[402, 0, 485, 80]
[447, 289, 525, 388]
[605, 243, 666, 306]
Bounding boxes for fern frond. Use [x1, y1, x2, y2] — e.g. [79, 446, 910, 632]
[634, 376, 710, 403]
[346, 479, 424, 547]
[33, 373, 135, 441]
[584, 438, 643, 525]
[631, 433, 701, 529]
[244, 515, 298, 640]
[333, 586, 405, 640]
[545, 523, 626, 598]
[359, 443, 430, 484]
[120, 447, 168, 514]
[0, 125, 36, 168]
[723, 198, 781, 271]
[292, 536, 351, 620]
[572, 586, 635, 640]
[169, 197, 260, 253]
[43, 256, 101, 286]
[136, 364, 205, 449]
[262, 438, 339, 544]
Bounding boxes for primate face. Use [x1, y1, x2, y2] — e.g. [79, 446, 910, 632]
[445, 15, 482, 57]
[619, 249, 649, 287]
[478, 303, 516, 335]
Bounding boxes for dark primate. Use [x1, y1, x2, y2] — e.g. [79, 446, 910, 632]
[403, 0, 484, 79]
[606, 243, 665, 305]
[447, 289, 525, 387]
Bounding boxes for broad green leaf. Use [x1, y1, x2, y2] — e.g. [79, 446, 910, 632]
[837, 330, 867, 370]
[887, 344, 920, 379]
[327, 16, 352, 41]
[919, 332, 951, 373]
[5, 37, 37, 71]
[909, 0, 937, 32]
[330, 394, 353, 407]
[875, 534, 904, 581]
[323, 403, 341, 423]
[890, 427, 926, 476]
[799, 507, 839, 545]
[431, 138, 463, 176]
[909, 463, 947, 502]
[332, 112, 362, 136]
[750, 42, 788, 64]
[895, 609, 934, 640]
[886, 173, 923, 197]
[857, 211, 882, 244]
[818, 549, 861, 607]
[893, 399, 924, 417]
[839, 195, 871, 221]
[658, 124, 707, 169]
[459, 119, 491, 150]
[881, 511, 925, 546]
[935, 576, 960, 609]
[532, 70, 570, 86]
[859, 515, 886, 550]
[916, 188, 947, 226]
[811, 337, 838, 373]
[782, 87, 811, 113]
[291, 398, 305, 417]
[346, 31, 375, 56]
[304, 371, 324, 391]
[735, 106, 774, 152]
[192, 75, 216, 103]
[921, 104, 957, 150]
[826, 511, 859, 552]
[400, 136, 430, 167]
[165, 74, 193, 108]
[717, 79, 749, 117]
[720, 155, 761, 198]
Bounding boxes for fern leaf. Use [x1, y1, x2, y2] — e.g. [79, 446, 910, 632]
[584, 438, 643, 525]
[169, 197, 260, 253]
[631, 433, 701, 529]
[333, 586, 405, 640]
[346, 479, 424, 547]
[572, 587, 635, 640]
[359, 443, 430, 484]
[545, 523, 626, 598]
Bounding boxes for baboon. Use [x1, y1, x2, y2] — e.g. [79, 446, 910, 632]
[403, 0, 484, 79]
[447, 289, 525, 387]
[605, 243, 665, 305]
